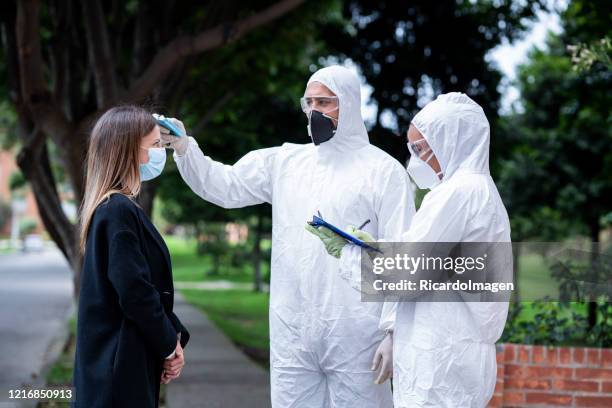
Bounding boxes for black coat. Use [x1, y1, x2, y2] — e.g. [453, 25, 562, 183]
[73, 193, 189, 408]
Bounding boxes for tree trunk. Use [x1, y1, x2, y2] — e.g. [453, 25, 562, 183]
[211, 253, 220, 276]
[16, 139, 82, 297]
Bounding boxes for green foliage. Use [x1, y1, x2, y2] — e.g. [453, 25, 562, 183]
[568, 36, 612, 72]
[321, 0, 546, 164]
[0, 100, 17, 149]
[18, 217, 37, 236]
[155, 3, 339, 291]
[501, 301, 588, 345]
[181, 289, 270, 356]
[165, 235, 255, 282]
[8, 170, 26, 191]
[502, 301, 612, 347]
[587, 302, 612, 347]
[496, 0, 612, 242]
[156, 1, 340, 234]
[196, 223, 232, 276]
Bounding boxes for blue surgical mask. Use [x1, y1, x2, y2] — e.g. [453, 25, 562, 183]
[140, 147, 166, 181]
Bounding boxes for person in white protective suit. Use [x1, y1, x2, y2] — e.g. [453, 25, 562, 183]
[160, 65, 415, 407]
[310, 92, 511, 408]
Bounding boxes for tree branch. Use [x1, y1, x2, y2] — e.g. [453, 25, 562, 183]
[16, 0, 46, 104]
[191, 90, 235, 135]
[16, 0, 87, 199]
[16, 134, 77, 263]
[16, 0, 74, 143]
[123, 0, 305, 103]
[81, 0, 120, 107]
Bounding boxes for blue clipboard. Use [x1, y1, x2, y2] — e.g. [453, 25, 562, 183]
[153, 113, 185, 137]
[308, 212, 383, 254]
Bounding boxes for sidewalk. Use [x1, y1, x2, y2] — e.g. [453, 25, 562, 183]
[166, 292, 271, 408]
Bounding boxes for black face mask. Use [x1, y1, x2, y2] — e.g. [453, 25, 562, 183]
[307, 110, 337, 145]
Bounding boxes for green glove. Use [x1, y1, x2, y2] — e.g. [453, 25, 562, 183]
[305, 225, 347, 258]
[346, 226, 375, 243]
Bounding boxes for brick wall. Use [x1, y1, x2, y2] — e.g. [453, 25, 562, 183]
[0, 149, 45, 235]
[488, 343, 612, 407]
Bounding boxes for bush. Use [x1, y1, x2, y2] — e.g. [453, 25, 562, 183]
[501, 301, 612, 347]
[19, 217, 37, 237]
[9, 171, 26, 191]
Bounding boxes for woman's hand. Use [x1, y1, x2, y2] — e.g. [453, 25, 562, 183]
[161, 340, 185, 384]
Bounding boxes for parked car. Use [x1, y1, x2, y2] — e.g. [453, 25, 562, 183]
[23, 234, 44, 252]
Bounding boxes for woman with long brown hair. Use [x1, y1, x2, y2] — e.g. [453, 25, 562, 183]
[72, 105, 189, 408]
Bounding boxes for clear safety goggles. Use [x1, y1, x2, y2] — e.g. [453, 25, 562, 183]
[407, 138, 433, 162]
[300, 96, 339, 115]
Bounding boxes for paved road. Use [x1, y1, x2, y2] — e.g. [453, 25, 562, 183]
[0, 248, 73, 407]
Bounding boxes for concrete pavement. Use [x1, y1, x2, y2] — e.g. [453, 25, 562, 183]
[166, 292, 271, 408]
[0, 248, 73, 408]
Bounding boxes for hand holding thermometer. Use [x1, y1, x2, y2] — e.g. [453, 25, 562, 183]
[153, 114, 185, 137]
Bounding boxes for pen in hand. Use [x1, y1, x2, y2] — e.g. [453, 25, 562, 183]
[357, 219, 371, 230]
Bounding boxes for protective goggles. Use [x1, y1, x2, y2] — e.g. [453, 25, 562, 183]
[300, 96, 339, 115]
[407, 138, 434, 161]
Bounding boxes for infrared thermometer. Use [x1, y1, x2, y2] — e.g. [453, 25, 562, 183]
[153, 113, 184, 137]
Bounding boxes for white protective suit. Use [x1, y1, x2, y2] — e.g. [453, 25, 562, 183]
[174, 65, 415, 407]
[340, 92, 511, 407]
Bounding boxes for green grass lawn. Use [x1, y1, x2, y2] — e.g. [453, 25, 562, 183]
[515, 253, 559, 300]
[513, 253, 590, 322]
[165, 235, 257, 283]
[181, 289, 270, 365]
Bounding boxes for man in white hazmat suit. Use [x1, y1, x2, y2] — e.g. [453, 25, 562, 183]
[310, 92, 511, 407]
[160, 65, 415, 407]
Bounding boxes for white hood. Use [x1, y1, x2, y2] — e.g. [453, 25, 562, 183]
[306, 65, 369, 151]
[411, 92, 490, 179]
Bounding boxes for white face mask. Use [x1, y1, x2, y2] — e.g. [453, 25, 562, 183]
[406, 147, 443, 189]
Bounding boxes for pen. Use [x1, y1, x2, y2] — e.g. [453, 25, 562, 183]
[357, 219, 371, 230]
